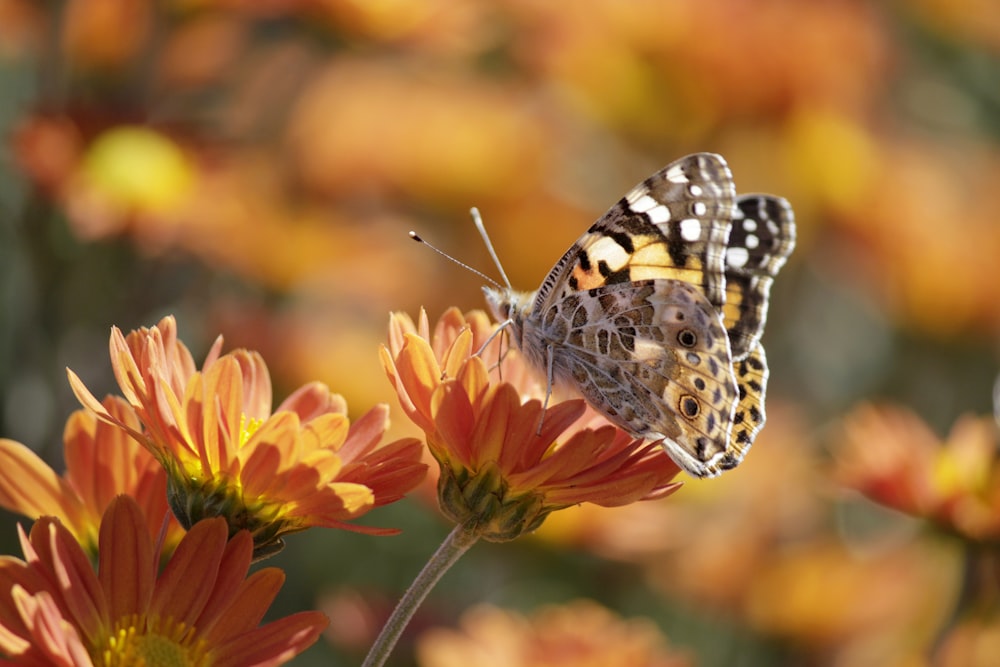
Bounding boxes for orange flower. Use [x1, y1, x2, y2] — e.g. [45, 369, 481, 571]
[0, 494, 328, 665]
[68, 315, 427, 558]
[416, 600, 692, 667]
[833, 403, 1000, 541]
[936, 616, 1000, 667]
[0, 395, 184, 557]
[380, 308, 681, 541]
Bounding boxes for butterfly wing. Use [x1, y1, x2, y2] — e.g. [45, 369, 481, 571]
[725, 341, 769, 467]
[722, 194, 796, 360]
[531, 153, 737, 315]
[532, 278, 740, 478]
[711, 195, 794, 467]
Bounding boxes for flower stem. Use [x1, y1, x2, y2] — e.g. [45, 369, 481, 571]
[361, 523, 480, 667]
[930, 539, 1000, 658]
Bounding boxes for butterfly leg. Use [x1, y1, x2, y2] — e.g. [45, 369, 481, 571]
[534, 343, 556, 436]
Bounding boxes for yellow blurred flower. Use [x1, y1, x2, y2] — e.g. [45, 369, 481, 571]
[380, 308, 681, 541]
[0, 495, 328, 665]
[416, 600, 692, 667]
[77, 125, 196, 213]
[69, 315, 427, 558]
[0, 396, 184, 557]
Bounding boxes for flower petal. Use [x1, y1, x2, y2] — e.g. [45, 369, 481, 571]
[149, 516, 229, 625]
[339, 404, 390, 460]
[11, 587, 91, 667]
[203, 567, 284, 643]
[213, 611, 329, 667]
[0, 440, 87, 535]
[276, 382, 347, 422]
[99, 496, 154, 621]
[193, 531, 255, 635]
[28, 518, 107, 646]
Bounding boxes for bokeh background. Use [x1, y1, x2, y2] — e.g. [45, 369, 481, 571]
[2, 1, 1000, 665]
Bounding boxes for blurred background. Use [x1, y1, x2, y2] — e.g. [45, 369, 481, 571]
[1, 1, 999, 665]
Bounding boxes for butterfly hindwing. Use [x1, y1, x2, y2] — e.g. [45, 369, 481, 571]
[723, 341, 769, 469]
[722, 194, 796, 360]
[535, 278, 739, 477]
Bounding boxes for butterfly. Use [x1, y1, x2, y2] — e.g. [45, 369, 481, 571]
[482, 153, 795, 478]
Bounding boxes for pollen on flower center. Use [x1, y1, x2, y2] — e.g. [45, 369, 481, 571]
[239, 413, 264, 448]
[99, 615, 211, 667]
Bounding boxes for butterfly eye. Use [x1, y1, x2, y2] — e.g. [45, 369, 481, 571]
[676, 329, 698, 347]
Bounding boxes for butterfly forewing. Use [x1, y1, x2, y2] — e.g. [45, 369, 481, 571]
[721, 194, 796, 360]
[532, 153, 736, 314]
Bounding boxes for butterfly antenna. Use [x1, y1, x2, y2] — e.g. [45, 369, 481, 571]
[470, 207, 513, 290]
[408, 230, 503, 289]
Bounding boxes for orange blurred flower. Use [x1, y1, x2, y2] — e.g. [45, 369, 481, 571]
[0, 395, 183, 557]
[834, 403, 1000, 542]
[69, 315, 427, 558]
[936, 616, 1000, 667]
[380, 308, 681, 541]
[0, 495, 327, 665]
[60, 0, 152, 70]
[416, 600, 692, 667]
[831, 139, 1000, 338]
[743, 538, 956, 653]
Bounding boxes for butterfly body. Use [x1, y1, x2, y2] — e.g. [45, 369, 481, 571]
[484, 153, 795, 478]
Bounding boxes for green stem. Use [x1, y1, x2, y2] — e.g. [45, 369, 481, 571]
[361, 523, 480, 667]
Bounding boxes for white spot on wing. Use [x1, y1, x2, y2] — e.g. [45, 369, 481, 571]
[628, 192, 671, 224]
[633, 338, 664, 361]
[679, 218, 702, 242]
[626, 186, 648, 206]
[745, 234, 760, 249]
[666, 165, 688, 184]
[743, 218, 758, 232]
[726, 246, 750, 268]
[647, 205, 670, 224]
[688, 184, 703, 197]
[692, 201, 707, 216]
[590, 236, 630, 270]
[629, 194, 658, 213]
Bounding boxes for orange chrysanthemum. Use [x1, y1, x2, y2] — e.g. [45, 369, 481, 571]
[0, 395, 184, 557]
[68, 316, 427, 558]
[834, 402, 1000, 542]
[380, 308, 681, 541]
[0, 495, 328, 666]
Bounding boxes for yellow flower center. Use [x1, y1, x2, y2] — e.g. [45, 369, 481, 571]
[96, 615, 211, 667]
[239, 413, 264, 448]
[931, 448, 988, 497]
